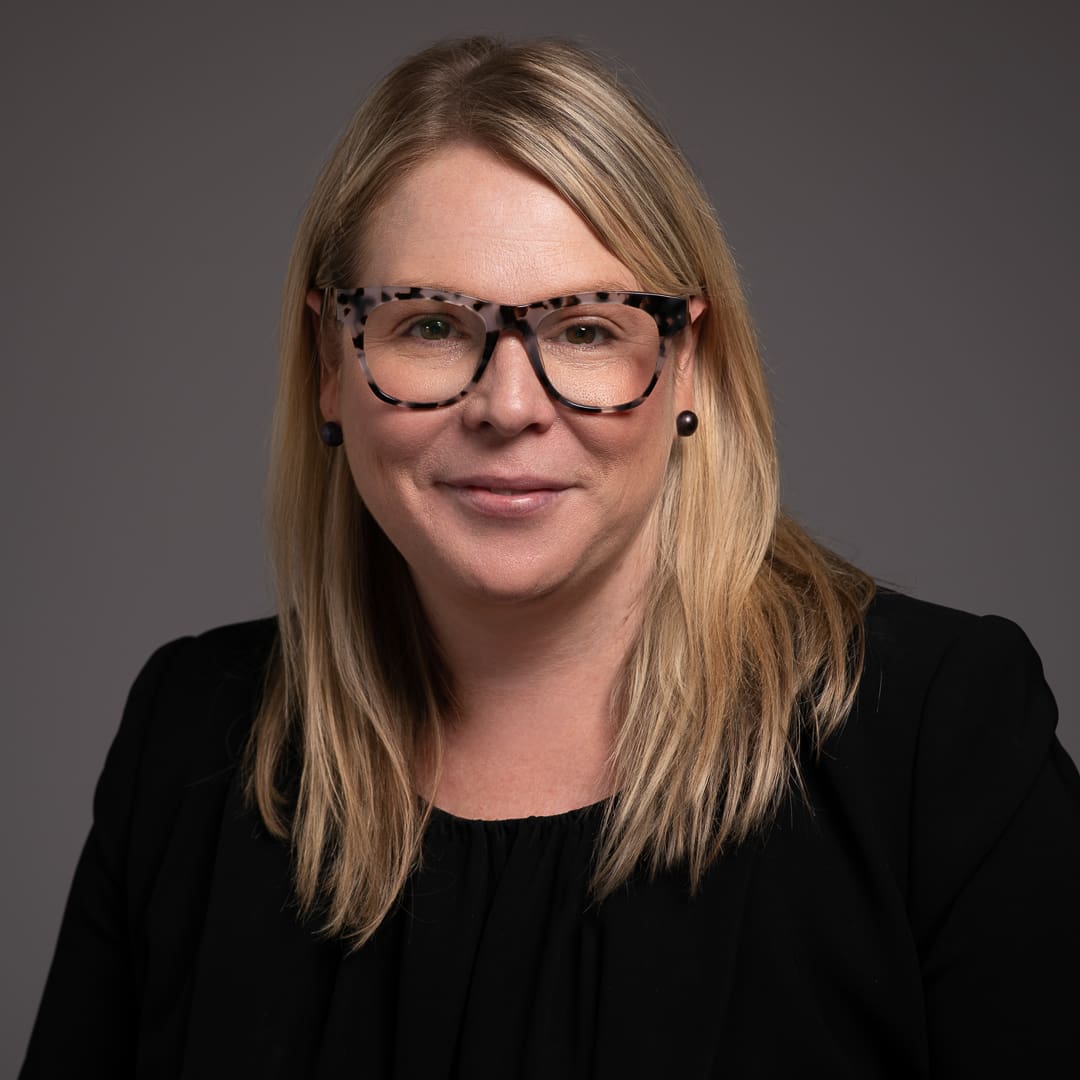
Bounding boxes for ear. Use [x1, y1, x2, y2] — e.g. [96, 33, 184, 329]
[674, 295, 707, 415]
[307, 288, 342, 423]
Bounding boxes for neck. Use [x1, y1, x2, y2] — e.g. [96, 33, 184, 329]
[413, 534, 653, 817]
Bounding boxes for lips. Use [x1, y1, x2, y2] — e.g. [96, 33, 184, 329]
[446, 474, 570, 493]
[441, 474, 571, 518]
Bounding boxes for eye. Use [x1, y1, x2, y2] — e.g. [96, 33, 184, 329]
[408, 317, 454, 341]
[563, 323, 605, 345]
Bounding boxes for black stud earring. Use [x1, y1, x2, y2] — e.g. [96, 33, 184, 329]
[319, 421, 343, 447]
[675, 410, 699, 437]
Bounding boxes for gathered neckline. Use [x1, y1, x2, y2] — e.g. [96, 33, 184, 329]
[424, 796, 610, 829]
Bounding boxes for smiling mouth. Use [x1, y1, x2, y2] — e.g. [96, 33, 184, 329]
[466, 484, 561, 495]
[442, 480, 569, 518]
[447, 475, 569, 493]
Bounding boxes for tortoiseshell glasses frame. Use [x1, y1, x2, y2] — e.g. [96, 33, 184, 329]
[332, 285, 691, 413]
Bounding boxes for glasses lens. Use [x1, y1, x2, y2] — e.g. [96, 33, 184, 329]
[536, 303, 661, 408]
[362, 299, 485, 403]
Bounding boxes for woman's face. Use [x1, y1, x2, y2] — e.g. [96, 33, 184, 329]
[316, 143, 697, 615]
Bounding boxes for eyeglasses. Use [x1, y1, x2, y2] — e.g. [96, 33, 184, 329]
[332, 285, 690, 413]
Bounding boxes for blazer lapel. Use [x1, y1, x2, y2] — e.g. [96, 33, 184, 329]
[181, 769, 341, 1078]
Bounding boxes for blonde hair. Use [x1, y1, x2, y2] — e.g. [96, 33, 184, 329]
[245, 36, 876, 949]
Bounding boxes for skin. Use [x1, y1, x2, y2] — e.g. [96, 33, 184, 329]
[312, 143, 703, 818]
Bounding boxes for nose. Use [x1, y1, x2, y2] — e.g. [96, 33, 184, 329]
[459, 329, 557, 436]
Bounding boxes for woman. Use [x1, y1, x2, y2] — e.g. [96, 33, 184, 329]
[21, 36, 1080, 1078]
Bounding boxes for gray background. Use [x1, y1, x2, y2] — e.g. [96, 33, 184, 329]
[4, 0, 1077, 1067]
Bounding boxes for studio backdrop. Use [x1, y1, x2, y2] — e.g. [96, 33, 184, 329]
[3, 2, 1076, 1070]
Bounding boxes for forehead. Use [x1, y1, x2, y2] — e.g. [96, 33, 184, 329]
[361, 143, 640, 304]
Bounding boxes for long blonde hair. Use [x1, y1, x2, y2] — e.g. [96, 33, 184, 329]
[245, 36, 876, 950]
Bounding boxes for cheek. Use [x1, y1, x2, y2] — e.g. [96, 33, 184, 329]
[579, 402, 676, 512]
[338, 393, 449, 516]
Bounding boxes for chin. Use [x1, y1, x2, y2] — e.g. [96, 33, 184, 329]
[416, 550, 581, 610]
[458, 568, 571, 607]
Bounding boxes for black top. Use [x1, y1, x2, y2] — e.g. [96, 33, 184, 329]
[20, 591, 1080, 1078]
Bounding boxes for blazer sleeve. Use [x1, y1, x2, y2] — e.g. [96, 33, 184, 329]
[20, 637, 191, 1079]
[908, 614, 1080, 1074]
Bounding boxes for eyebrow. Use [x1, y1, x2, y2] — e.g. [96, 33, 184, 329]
[386, 280, 642, 301]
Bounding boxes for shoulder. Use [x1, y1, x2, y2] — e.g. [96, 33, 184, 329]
[141, 615, 280, 688]
[131, 615, 279, 717]
[838, 593, 1080, 1070]
[71, 617, 281, 941]
[101, 617, 279, 860]
[122, 616, 279, 765]
[807, 587, 1059, 867]
[135, 614, 279, 768]
[847, 586, 1058, 792]
[854, 587, 1051, 738]
[856, 587, 1056, 753]
[824, 588, 1067, 929]
[862, 585, 1032, 670]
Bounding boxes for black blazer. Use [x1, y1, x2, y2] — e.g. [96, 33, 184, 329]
[20, 591, 1080, 1077]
